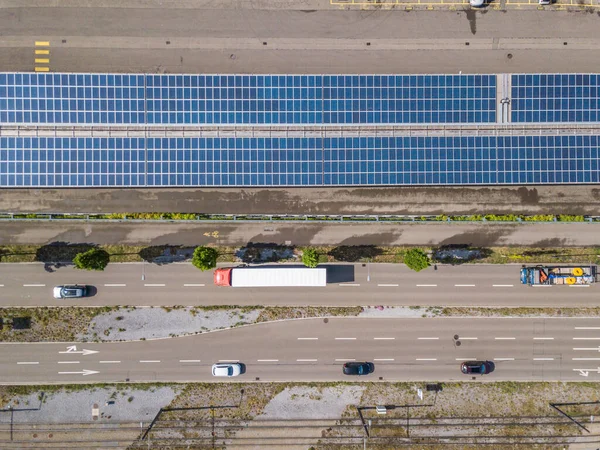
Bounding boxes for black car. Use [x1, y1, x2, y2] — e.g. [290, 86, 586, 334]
[343, 362, 375, 376]
[461, 360, 494, 375]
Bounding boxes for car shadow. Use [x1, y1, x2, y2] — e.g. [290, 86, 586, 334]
[85, 285, 98, 297]
[239, 363, 247, 375]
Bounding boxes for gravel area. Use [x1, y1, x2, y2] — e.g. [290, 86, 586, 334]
[0, 386, 180, 424]
[78, 307, 261, 341]
[259, 385, 365, 420]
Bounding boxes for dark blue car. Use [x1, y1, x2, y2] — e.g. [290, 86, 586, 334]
[343, 362, 375, 376]
[461, 361, 494, 375]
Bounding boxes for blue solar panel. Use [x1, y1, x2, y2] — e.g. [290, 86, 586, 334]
[0, 73, 496, 126]
[512, 74, 600, 123]
[2, 135, 598, 187]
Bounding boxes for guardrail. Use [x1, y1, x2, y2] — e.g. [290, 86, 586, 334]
[0, 213, 597, 224]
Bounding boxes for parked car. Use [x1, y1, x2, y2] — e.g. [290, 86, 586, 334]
[212, 363, 242, 377]
[470, 0, 486, 7]
[461, 361, 494, 375]
[53, 285, 88, 299]
[538, 0, 551, 4]
[343, 362, 375, 376]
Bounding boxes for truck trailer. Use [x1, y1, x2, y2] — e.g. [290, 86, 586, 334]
[214, 267, 327, 287]
[520, 265, 597, 286]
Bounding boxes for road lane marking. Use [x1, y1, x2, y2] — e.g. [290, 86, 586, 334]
[257, 359, 279, 362]
[35, 41, 50, 46]
[183, 284, 205, 287]
[297, 359, 317, 362]
[573, 358, 600, 361]
[58, 369, 99, 376]
[533, 358, 555, 361]
[377, 284, 399, 287]
[17, 362, 39, 365]
[99, 361, 121, 364]
[459, 337, 478, 340]
[179, 360, 201, 363]
[416, 358, 437, 361]
[492, 284, 514, 287]
[139, 360, 161, 363]
[104, 284, 126, 287]
[573, 347, 600, 351]
[495, 337, 516, 340]
[339, 284, 360, 287]
[532, 285, 552, 288]
[144, 284, 166, 287]
[57, 361, 80, 364]
[418, 337, 439, 340]
[533, 337, 554, 340]
[573, 338, 600, 340]
[218, 360, 239, 362]
[455, 284, 476, 287]
[575, 327, 600, 330]
[373, 337, 395, 340]
[374, 358, 395, 361]
[298, 338, 318, 340]
[416, 284, 437, 287]
[35, 49, 49, 55]
[335, 338, 357, 340]
[35, 58, 50, 64]
[0, 284, 4, 287]
[335, 359, 355, 361]
[455, 358, 476, 360]
[494, 358, 515, 361]
[569, 285, 590, 288]
[23, 284, 45, 287]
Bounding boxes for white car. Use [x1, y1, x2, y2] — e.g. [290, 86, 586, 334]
[53, 285, 88, 299]
[211, 363, 242, 377]
[470, 0, 485, 6]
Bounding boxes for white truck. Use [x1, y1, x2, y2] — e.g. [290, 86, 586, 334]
[214, 267, 327, 287]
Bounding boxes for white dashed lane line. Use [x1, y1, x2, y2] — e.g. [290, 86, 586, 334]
[257, 359, 279, 362]
[139, 360, 161, 363]
[374, 358, 395, 361]
[377, 284, 399, 287]
[100, 361, 121, 364]
[575, 327, 600, 330]
[339, 284, 360, 287]
[573, 358, 600, 361]
[179, 360, 201, 363]
[416, 358, 437, 361]
[573, 337, 600, 340]
[144, 284, 166, 287]
[455, 284, 476, 287]
[494, 358, 515, 361]
[373, 337, 395, 340]
[495, 337, 516, 340]
[183, 284, 205, 287]
[104, 284, 126, 287]
[493, 285, 514, 287]
[416, 284, 437, 287]
[23, 284, 45, 287]
[297, 359, 317, 362]
[218, 360, 239, 362]
[335, 359, 355, 362]
[459, 337, 478, 340]
[297, 338, 318, 341]
[418, 337, 439, 340]
[17, 362, 39, 365]
[533, 337, 554, 340]
[57, 361, 80, 364]
[533, 358, 554, 361]
[335, 338, 357, 340]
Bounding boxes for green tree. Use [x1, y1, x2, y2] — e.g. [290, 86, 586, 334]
[73, 248, 110, 271]
[192, 246, 219, 271]
[404, 248, 431, 272]
[301, 248, 320, 268]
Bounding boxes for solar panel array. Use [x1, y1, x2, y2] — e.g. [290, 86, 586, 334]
[512, 74, 600, 123]
[2, 135, 598, 187]
[0, 73, 497, 125]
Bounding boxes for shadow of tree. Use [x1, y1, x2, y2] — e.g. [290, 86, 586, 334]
[139, 245, 194, 265]
[520, 249, 560, 257]
[328, 245, 383, 262]
[433, 244, 493, 265]
[35, 242, 95, 264]
[236, 242, 296, 264]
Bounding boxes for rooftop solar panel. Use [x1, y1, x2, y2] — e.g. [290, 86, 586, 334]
[2, 135, 598, 187]
[512, 74, 600, 123]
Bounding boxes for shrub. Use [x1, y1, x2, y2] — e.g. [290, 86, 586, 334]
[73, 248, 110, 271]
[404, 248, 431, 272]
[301, 248, 320, 268]
[192, 246, 219, 271]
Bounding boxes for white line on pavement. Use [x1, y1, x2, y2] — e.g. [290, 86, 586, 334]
[23, 284, 45, 287]
[57, 361, 80, 364]
[257, 359, 279, 362]
[416, 358, 437, 361]
[573, 358, 600, 361]
[374, 358, 395, 361]
[99, 361, 121, 364]
[17, 362, 39, 365]
[418, 337, 439, 340]
[532, 285, 552, 288]
[459, 337, 478, 340]
[373, 337, 395, 340]
[179, 360, 201, 363]
[533, 358, 555, 361]
[218, 360, 239, 362]
[573, 338, 600, 340]
[575, 327, 600, 330]
[573, 348, 600, 351]
[297, 359, 317, 362]
[0, 284, 4, 287]
[144, 284, 165, 287]
[377, 284, 399, 287]
[139, 360, 161, 363]
[335, 338, 357, 340]
[183, 284, 205, 287]
[569, 285, 590, 288]
[533, 337, 554, 340]
[492, 285, 514, 287]
[104, 284, 126, 287]
[339, 284, 360, 287]
[455, 284, 476, 287]
[494, 358, 515, 361]
[416, 284, 437, 287]
[335, 359, 355, 361]
[297, 338, 318, 340]
[455, 358, 476, 360]
[495, 337, 516, 340]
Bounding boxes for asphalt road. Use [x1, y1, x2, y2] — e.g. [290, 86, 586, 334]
[2, 4, 600, 73]
[1, 220, 599, 248]
[2, 317, 600, 384]
[2, 262, 598, 307]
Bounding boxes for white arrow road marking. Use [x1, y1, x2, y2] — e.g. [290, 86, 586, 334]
[578, 370, 589, 377]
[573, 367, 600, 376]
[573, 347, 600, 351]
[58, 369, 99, 376]
[59, 346, 99, 356]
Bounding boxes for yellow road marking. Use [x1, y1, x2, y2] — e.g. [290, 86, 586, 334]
[34, 67, 49, 72]
[34, 58, 50, 63]
[35, 41, 50, 47]
[35, 49, 49, 55]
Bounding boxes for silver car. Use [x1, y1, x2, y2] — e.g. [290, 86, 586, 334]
[53, 285, 88, 299]
[211, 363, 242, 377]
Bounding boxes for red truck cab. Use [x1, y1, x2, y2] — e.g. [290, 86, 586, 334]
[213, 268, 232, 287]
